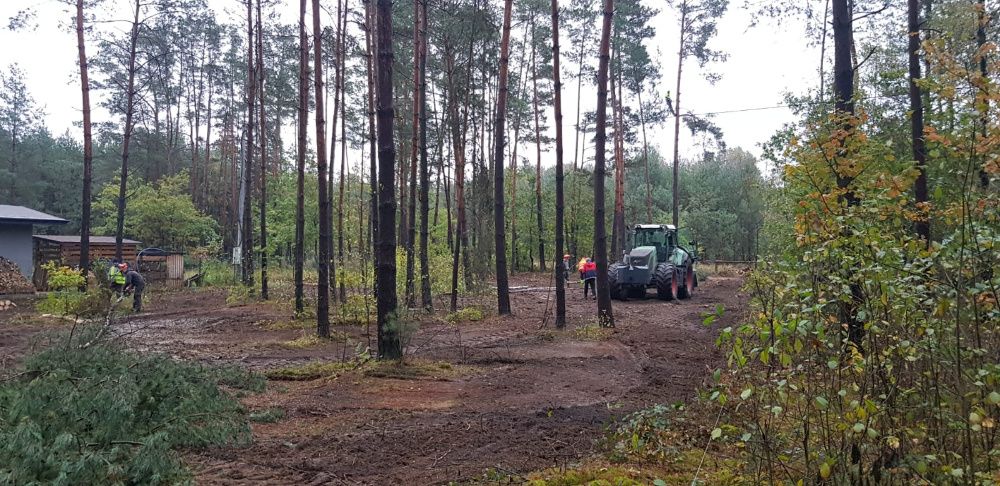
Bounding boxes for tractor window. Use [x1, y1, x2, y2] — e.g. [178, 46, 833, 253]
[634, 230, 665, 247]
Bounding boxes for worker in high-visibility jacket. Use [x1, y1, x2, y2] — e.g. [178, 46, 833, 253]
[108, 261, 127, 295]
[581, 258, 597, 299]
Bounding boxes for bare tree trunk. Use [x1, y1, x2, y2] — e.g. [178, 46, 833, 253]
[364, 0, 378, 288]
[493, 0, 514, 315]
[572, 46, 585, 171]
[312, 0, 331, 337]
[670, 1, 686, 229]
[908, 0, 929, 243]
[242, 0, 255, 287]
[375, 0, 401, 358]
[405, 0, 421, 308]
[609, 44, 625, 260]
[977, 1, 990, 189]
[417, 0, 432, 311]
[637, 86, 651, 222]
[115, 0, 142, 262]
[530, 34, 545, 273]
[295, 0, 308, 315]
[551, 0, 566, 328]
[327, 0, 344, 305]
[337, 0, 349, 303]
[593, 0, 615, 327]
[257, 0, 269, 300]
[204, 67, 214, 207]
[76, 0, 94, 276]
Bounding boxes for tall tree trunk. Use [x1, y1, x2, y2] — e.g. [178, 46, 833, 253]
[832, 0, 862, 352]
[572, 46, 585, 171]
[204, 66, 214, 207]
[364, 0, 378, 287]
[257, 0, 269, 300]
[976, 1, 990, 189]
[337, 0, 349, 303]
[76, 0, 94, 276]
[593, 0, 615, 328]
[295, 0, 308, 316]
[405, 0, 421, 308]
[551, 0, 566, 328]
[375, 0, 401, 358]
[908, 0, 929, 243]
[637, 86, 652, 222]
[417, 0, 432, 311]
[328, 0, 344, 305]
[242, 0, 256, 287]
[493, 0, 514, 315]
[609, 44, 625, 260]
[531, 36, 545, 273]
[312, 0, 332, 337]
[670, 1, 687, 229]
[446, 43, 473, 312]
[116, 0, 141, 262]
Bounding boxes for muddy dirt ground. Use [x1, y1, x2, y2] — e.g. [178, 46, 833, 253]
[0, 272, 746, 485]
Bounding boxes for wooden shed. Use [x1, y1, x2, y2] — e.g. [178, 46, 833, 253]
[33, 235, 140, 288]
[137, 248, 185, 288]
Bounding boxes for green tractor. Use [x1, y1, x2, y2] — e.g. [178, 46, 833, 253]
[607, 224, 697, 301]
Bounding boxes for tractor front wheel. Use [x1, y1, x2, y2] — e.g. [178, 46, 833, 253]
[609, 263, 626, 301]
[654, 263, 675, 301]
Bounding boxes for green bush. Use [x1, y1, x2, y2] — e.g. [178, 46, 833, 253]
[36, 289, 112, 318]
[445, 306, 485, 323]
[0, 335, 261, 484]
[41, 261, 85, 291]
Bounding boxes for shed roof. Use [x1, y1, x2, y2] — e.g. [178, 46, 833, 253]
[0, 205, 69, 225]
[33, 235, 141, 245]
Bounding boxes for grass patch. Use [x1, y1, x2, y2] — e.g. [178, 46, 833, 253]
[280, 332, 347, 349]
[573, 323, 613, 341]
[248, 407, 286, 423]
[361, 359, 461, 380]
[265, 361, 354, 381]
[263, 319, 313, 331]
[265, 358, 469, 382]
[445, 306, 485, 324]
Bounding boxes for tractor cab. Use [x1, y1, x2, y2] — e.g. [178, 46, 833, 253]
[630, 224, 677, 263]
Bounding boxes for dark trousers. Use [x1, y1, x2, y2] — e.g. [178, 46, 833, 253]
[132, 286, 144, 312]
[583, 278, 596, 298]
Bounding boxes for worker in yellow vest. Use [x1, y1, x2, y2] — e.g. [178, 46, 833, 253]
[108, 261, 127, 295]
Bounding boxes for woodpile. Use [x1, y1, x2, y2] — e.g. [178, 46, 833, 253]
[0, 257, 34, 295]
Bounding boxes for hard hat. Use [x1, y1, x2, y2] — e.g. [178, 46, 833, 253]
[563, 254, 571, 259]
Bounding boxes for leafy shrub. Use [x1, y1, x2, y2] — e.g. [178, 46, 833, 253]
[0, 335, 261, 484]
[37, 289, 113, 319]
[225, 284, 254, 306]
[445, 306, 485, 323]
[573, 323, 613, 341]
[42, 261, 85, 291]
[336, 294, 375, 325]
[606, 404, 686, 463]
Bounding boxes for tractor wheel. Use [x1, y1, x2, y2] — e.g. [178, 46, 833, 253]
[654, 263, 675, 301]
[609, 263, 626, 301]
[678, 266, 694, 299]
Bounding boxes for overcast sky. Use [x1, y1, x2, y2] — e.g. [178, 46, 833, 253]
[0, 0, 820, 170]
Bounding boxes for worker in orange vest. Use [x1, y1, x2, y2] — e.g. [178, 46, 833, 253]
[581, 258, 597, 299]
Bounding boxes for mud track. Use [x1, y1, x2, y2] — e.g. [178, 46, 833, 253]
[0, 273, 745, 484]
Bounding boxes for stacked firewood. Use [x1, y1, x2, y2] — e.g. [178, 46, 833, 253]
[0, 257, 34, 295]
